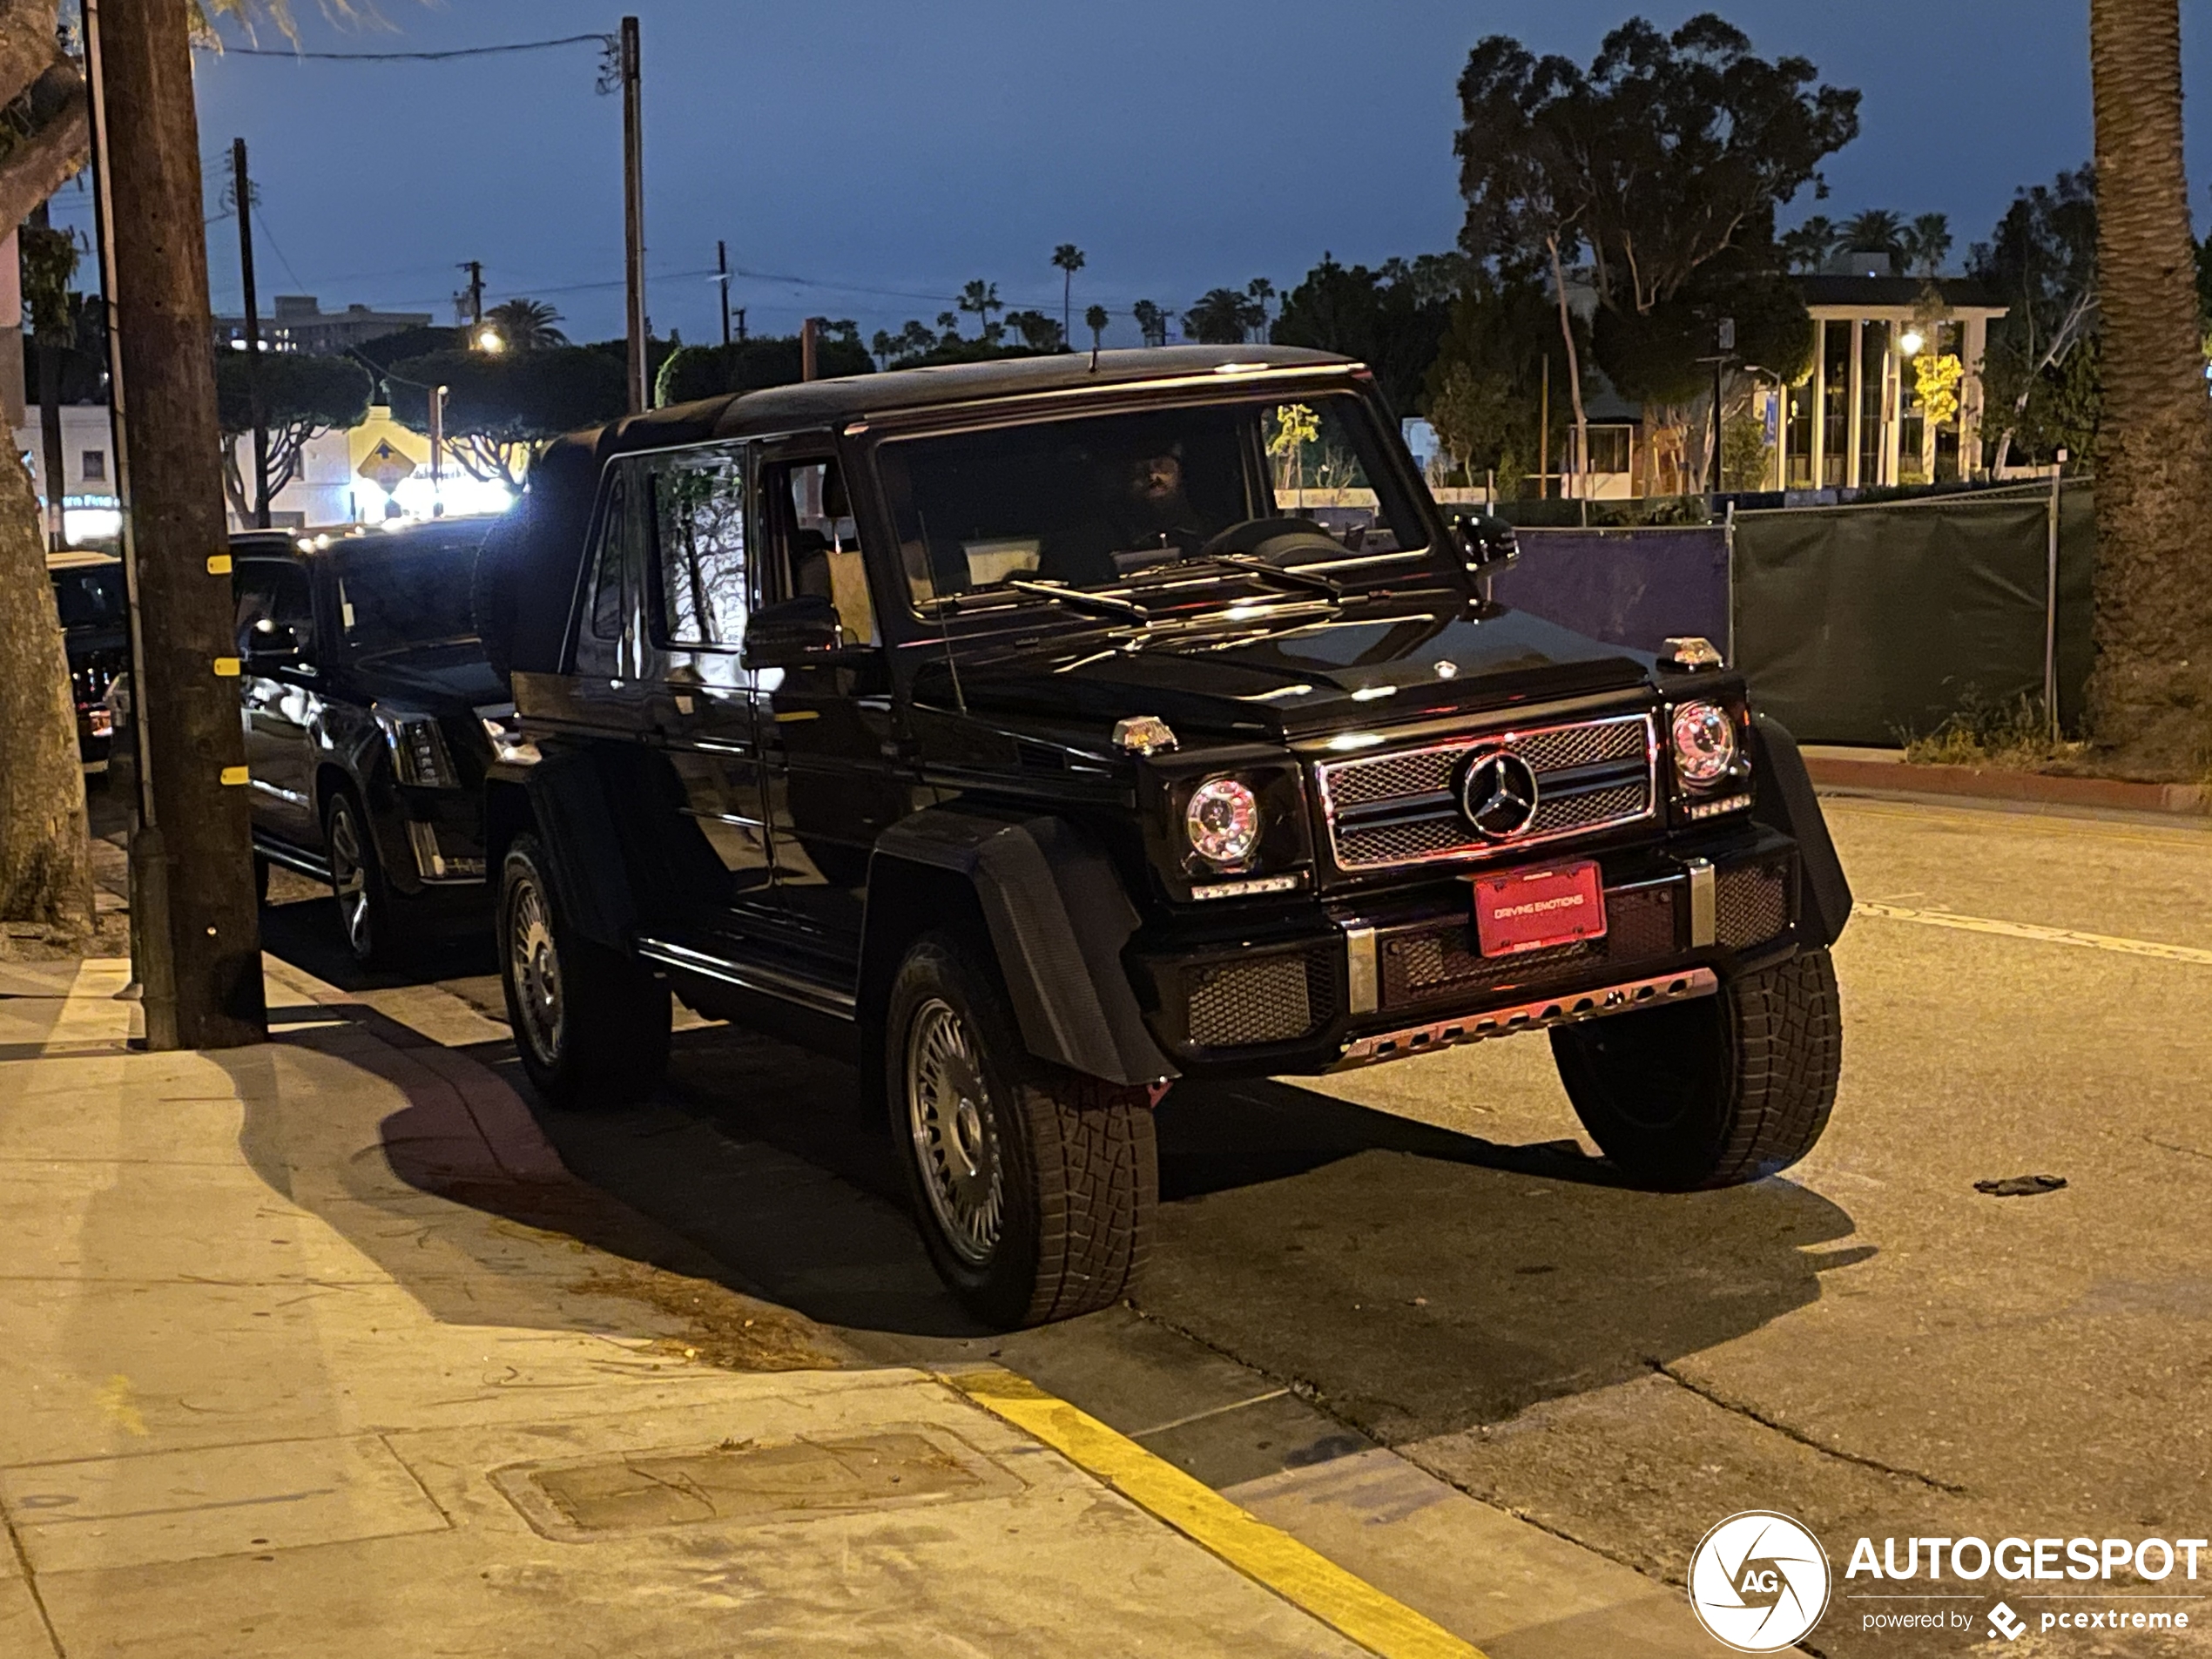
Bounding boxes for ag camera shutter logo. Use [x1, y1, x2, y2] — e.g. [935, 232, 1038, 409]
[1689, 1511, 1831, 1650]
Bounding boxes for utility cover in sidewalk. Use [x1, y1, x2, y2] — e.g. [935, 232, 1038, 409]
[491, 1428, 1019, 1542]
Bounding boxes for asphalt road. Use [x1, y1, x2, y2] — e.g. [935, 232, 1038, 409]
[256, 794, 2212, 1658]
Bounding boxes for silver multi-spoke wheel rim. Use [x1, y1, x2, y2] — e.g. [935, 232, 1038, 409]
[906, 996, 1002, 1264]
[327, 802, 373, 959]
[508, 868, 563, 1067]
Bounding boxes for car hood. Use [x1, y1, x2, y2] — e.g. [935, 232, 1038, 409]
[912, 594, 1656, 744]
[344, 640, 506, 711]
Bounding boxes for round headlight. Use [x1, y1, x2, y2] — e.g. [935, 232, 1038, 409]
[1671, 701, 1739, 787]
[1184, 777, 1261, 867]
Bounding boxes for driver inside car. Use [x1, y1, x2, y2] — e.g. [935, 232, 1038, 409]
[1042, 439, 1218, 585]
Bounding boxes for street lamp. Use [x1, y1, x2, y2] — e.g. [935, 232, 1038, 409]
[1899, 328, 1925, 357]
[475, 327, 506, 354]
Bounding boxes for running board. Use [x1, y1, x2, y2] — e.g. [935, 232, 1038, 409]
[1331, 968, 1719, 1071]
[633, 936, 857, 1022]
[253, 835, 332, 884]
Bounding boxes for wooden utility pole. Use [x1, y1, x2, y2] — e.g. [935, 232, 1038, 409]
[85, 0, 266, 1049]
[801, 315, 818, 381]
[231, 138, 268, 529]
[460, 260, 483, 327]
[717, 239, 731, 347]
[620, 17, 646, 414]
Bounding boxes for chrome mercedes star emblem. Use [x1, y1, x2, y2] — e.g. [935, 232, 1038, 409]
[1460, 751, 1541, 840]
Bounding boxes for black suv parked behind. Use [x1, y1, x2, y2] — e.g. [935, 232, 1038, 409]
[475, 347, 1851, 1328]
[49, 550, 130, 766]
[226, 517, 520, 966]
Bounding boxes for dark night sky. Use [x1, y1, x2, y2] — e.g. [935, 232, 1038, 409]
[67, 3, 2205, 347]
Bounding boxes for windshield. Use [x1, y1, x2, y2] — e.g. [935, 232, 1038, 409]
[875, 391, 1433, 609]
[51, 565, 126, 630]
[334, 531, 483, 655]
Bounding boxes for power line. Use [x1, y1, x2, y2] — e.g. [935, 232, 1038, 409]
[214, 32, 612, 63]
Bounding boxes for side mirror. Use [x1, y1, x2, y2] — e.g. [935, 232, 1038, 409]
[741, 592, 841, 670]
[246, 619, 301, 664]
[1454, 511, 1519, 573]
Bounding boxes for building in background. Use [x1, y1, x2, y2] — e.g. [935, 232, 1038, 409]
[16, 404, 121, 543]
[212, 294, 431, 356]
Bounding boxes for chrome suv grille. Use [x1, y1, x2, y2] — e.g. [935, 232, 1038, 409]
[1314, 711, 1657, 873]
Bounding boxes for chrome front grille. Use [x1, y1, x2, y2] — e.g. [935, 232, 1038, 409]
[1315, 711, 1657, 873]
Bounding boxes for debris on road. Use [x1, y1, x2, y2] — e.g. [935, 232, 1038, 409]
[1973, 1173, 2068, 1197]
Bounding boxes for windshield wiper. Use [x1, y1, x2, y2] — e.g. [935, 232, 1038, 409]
[1004, 578, 1153, 624]
[1182, 551, 1343, 597]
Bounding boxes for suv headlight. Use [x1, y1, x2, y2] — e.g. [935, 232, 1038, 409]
[374, 705, 462, 788]
[1670, 700, 1739, 788]
[1184, 776, 1261, 867]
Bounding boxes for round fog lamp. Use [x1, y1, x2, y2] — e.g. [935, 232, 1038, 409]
[1184, 777, 1261, 867]
[1671, 701, 1738, 786]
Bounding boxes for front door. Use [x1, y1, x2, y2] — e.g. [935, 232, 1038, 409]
[233, 556, 320, 845]
[634, 442, 776, 940]
[752, 448, 904, 969]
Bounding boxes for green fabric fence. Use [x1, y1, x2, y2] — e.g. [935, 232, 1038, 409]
[1729, 484, 2094, 746]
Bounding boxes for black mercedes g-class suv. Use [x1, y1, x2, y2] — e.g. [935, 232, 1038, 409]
[475, 346, 1850, 1329]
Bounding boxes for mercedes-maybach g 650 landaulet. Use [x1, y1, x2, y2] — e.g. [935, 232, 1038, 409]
[469, 346, 1851, 1328]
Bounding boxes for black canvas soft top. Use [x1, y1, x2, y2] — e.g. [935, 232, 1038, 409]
[474, 344, 1353, 678]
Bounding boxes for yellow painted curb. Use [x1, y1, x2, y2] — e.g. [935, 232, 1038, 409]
[941, 1366, 1487, 1659]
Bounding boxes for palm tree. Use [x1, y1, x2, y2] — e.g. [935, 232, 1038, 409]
[1778, 214, 1838, 273]
[2084, 0, 2212, 772]
[482, 297, 567, 351]
[1838, 209, 1905, 268]
[1184, 287, 1265, 345]
[1052, 244, 1086, 338]
[957, 279, 1003, 342]
[1903, 212, 1952, 278]
[1084, 303, 1109, 354]
[1247, 277, 1276, 338]
[1132, 299, 1167, 347]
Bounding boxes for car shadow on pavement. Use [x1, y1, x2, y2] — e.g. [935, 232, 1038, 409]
[1140, 1073, 1871, 1443]
[257, 891, 498, 996]
[490, 1019, 1872, 1428]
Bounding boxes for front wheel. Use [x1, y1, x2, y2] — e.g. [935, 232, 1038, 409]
[884, 934, 1157, 1328]
[1550, 948, 1842, 1190]
[499, 832, 670, 1111]
[324, 788, 412, 969]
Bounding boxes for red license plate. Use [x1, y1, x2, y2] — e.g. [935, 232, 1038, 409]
[1469, 860, 1607, 957]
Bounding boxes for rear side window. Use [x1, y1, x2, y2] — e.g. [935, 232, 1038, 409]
[649, 444, 749, 649]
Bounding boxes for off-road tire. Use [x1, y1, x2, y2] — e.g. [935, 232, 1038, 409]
[323, 787, 415, 969]
[883, 933, 1157, 1328]
[498, 832, 670, 1111]
[1550, 948, 1841, 1190]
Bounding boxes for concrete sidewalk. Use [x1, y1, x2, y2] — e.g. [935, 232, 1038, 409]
[0, 955, 1408, 1658]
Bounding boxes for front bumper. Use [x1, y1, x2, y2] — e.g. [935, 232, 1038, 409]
[1126, 822, 1801, 1077]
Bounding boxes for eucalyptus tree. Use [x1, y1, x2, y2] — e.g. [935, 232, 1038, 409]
[1454, 14, 1857, 492]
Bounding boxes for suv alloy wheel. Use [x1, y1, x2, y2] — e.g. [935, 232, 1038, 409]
[324, 787, 411, 969]
[497, 832, 671, 1110]
[883, 933, 1157, 1328]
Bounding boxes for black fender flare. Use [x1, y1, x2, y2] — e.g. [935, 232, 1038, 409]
[864, 809, 1177, 1088]
[1750, 713, 1852, 948]
[511, 748, 639, 951]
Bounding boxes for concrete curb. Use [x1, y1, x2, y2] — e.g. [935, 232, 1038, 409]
[1804, 753, 2209, 817]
